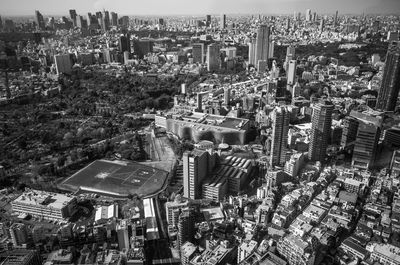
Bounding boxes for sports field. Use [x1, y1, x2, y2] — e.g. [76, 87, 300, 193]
[59, 160, 168, 198]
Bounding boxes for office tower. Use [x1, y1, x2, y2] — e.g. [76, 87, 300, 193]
[69, 9, 77, 27]
[255, 25, 270, 66]
[319, 18, 324, 32]
[224, 88, 230, 105]
[376, 42, 400, 111]
[192, 43, 204, 63]
[287, 60, 297, 85]
[165, 195, 189, 226]
[35, 10, 45, 30]
[119, 35, 130, 53]
[0, 250, 42, 265]
[270, 106, 290, 167]
[102, 11, 110, 31]
[306, 9, 312, 21]
[220, 14, 226, 29]
[207, 43, 220, 72]
[391, 150, 400, 177]
[308, 101, 334, 162]
[116, 220, 130, 251]
[177, 207, 196, 248]
[119, 16, 129, 28]
[313, 12, 317, 22]
[54, 54, 73, 75]
[9, 223, 28, 247]
[183, 150, 209, 199]
[334, 10, 338, 26]
[248, 39, 256, 65]
[286, 19, 290, 31]
[111, 12, 118, 27]
[341, 116, 359, 150]
[206, 15, 211, 26]
[0, 16, 2, 30]
[269, 41, 275, 58]
[352, 121, 381, 170]
[76, 16, 88, 29]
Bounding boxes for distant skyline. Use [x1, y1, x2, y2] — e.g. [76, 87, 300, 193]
[0, 0, 399, 16]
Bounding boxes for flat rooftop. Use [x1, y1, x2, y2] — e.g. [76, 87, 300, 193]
[12, 189, 75, 209]
[60, 160, 168, 198]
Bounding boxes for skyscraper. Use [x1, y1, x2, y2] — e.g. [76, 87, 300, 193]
[183, 150, 209, 199]
[269, 41, 275, 58]
[341, 116, 359, 150]
[207, 43, 220, 72]
[206, 15, 211, 26]
[119, 34, 131, 53]
[102, 11, 110, 31]
[270, 106, 290, 167]
[352, 117, 381, 170]
[319, 18, 325, 32]
[255, 25, 270, 66]
[248, 39, 256, 65]
[308, 101, 334, 162]
[192, 43, 204, 64]
[111, 12, 118, 27]
[287, 60, 297, 85]
[35, 10, 45, 30]
[334, 10, 339, 26]
[69, 9, 77, 27]
[305, 9, 312, 21]
[376, 41, 400, 111]
[177, 207, 196, 248]
[220, 14, 226, 29]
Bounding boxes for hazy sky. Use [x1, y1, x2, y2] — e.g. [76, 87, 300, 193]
[1, 0, 399, 16]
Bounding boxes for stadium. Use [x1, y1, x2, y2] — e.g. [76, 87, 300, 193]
[59, 159, 169, 198]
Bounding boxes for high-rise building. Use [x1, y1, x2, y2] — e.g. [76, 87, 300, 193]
[69, 9, 77, 27]
[269, 41, 275, 58]
[305, 9, 312, 21]
[206, 15, 211, 26]
[270, 106, 290, 167]
[341, 116, 359, 150]
[352, 121, 381, 170]
[102, 11, 110, 31]
[308, 101, 334, 162]
[224, 87, 230, 105]
[9, 223, 28, 247]
[76, 16, 87, 29]
[119, 35, 131, 53]
[207, 43, 220, 72]
[192, 43, 204, 64]
[255, 25, 270, 66]
[111, 12, 118, 27]
[248, 39, 256, 65]
[220, 14, 226, 29]
[183, 150, 209, 199]
[334, 10, 339, 26]
[0, 16, 2, 30]
[376, 41, 400, 111]
[165, 195, 189, 227]
[177, 207, 196, 248]
[116, 220, 130, 251]
[35, 10, 45, 30]
[287, 60, 297, 85]
[319, 18, 325, 32]
[54, 54, 73, 75]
